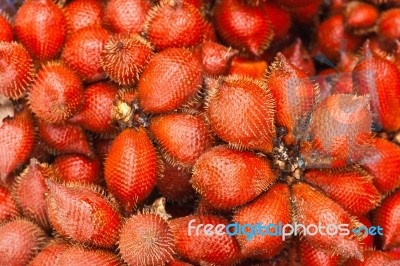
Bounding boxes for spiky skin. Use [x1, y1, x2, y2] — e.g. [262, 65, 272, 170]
[262, 2, 292, 41]
[192, 145, 276, 210]
[52, 154, 101, 184]
[281, 38, 316, 76]
[149, 113, 214, 168]
[168, 259, 193, 266]
[233, 184, 290, 259]
[304, 167, 380, 216]
[0, 13, 13, 42]
[0, 185, 19, 223]
[101, 34, 154, 86]
[137, 48, 203, 113]
[37, 120, 92, 156]
[0, 42, 35, 99]
[61, 26, 110, 82]
[344, 2, 378, 33]
[214, 0, 273, 56]
[343, 250, 400, 266]
[266, 53, 318, 145]
[14, 0, 66, 61]
[57, 246, 123, 266]
[104, 128, 158, 213]
[201, 42, 237, 76]
[69, 82, 118, 134]
[228, 57, 268, 79]
[64, 0, 103, 34]
[119, 213, 175, 266]
[361, 138, 400, 193]
[103, 0, 151, 34]
[205, 75, 276, 153]
[170, 215, 240, 265]
[0, 219, 48, 266]
[29, 62, 84, 123]
[145, 1, 205, 50]
[374, 190, 400, 250]
[46, 180, 122, 248]
[299, 241, 340, 266]
[0, 109, 34, 182]
[29, 241, 70, 266]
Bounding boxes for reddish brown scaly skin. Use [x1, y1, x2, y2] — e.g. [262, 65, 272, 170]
[64, 0, 103, 34]
[0, 185, 19, 223]
[201, 41, 237, 76]
[304, 167, 380, 216]
[299, 241, 340, 266]
[343, 250, 400, 266]
[103, 0, 151, 34]
[104, 128, 158, 213]
[0, 219, 48, 266]
[0, 108, 34, 182]
[52, 154, 101, 184]
[228, 56, 268, 79]
[46, 179, 122, 248]
[202, 21, 218, 43]
[374, 190, 400, 250]
[344, 1, 378, 33]
[361, 138, 400, 193]
[292, 183, 363, 260]
[286, 0, 323, 24]
[214, 0, 273, 56]
[61, 26, 111, 82]
[192, 145, 276, 210]
[0, 41, 35, 99]
[29, 241, 70, 266]
[57, 246, 123, 266]
[205, 75, 276, 153]
[233, 184, 290, 260]
[13, 159, 58, 228]
[69, 82, 118, 134]
[149, 113, 214, 168]
[29, 62, 85, 123]
[353, 44, 400, 132]
[119, 213, 175, 265]
[101, 34, 154, 86]
[37, 120, 93, 156]
[0, 12, 13, 42]
[262, 2, 292, 41]
[93, 137, 115, 162]
[378, 8, 400, 43]
[168, 258, 193, 266]
[137, 48, 203, 113]
[357, 216, 374, 248]
[170, 215, 240, 265]
[276, 0, 319, 8]
[145, 0, 205, 50]
[282, 38, 316, 76]
[14, 0, 66, 61]
[266, 53, 318, 145]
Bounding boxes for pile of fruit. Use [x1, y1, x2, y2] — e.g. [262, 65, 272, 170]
[1, 0, 400, 265]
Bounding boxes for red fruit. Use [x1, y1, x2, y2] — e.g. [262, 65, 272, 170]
[0, 219, 48, 266]
[104, 128, 158, 213]
[29, 62, 84, 123]
[262, 2, 292, 41]
[292, 183, 363, 260]
[205, 75, 276, 153]
[93, 137, 115, 161]
[233, 184, 291, 259]
[101, 34, 154, 86]
[203, 21, 218, 43]
[64, 0, 103, 34]
[57, 246, 123, 266]
[304, 167, 380, 216]
[61, 26, 111, 82]
[357, 216, 374, 248]
[299, 241, 340, 266]
[276, 0, 319, 8]
[378, 8, 400, 42]
[52, 154, 101, 184]
[29, 242, 69, 266]
[0, 42, 35, 99]
[0, 109, 34, 182]
[344, 1, 378, 33]
[192, 145, 275, 210]
[170, 215, 240, 265]
[144, 0, 205, 50]
[149, 113, 213, 167]
[46, 179, 122, 248]
[266, 53, 318, 145]
[168, 258, 193, 266]
[228, 56, 268, 79]
[289, 0, 323, 24]
[201, 42, 237, 76]
[103, 0, 151, 34]
[214, 0, 273, 56]
[69, 82, 118, 133]
[13, 159, 58, 228]
[119, 213, 175, 265]
[0, 185, 19, 223]
[374, 191, 400, 250]
[343, 250, 400, 266]
[137, 48, 203, 113]
[353, 44, 400, 132]
[281, 38, 316, 76]
[14, 0, 66, 60]
[38, 120, 93, 156]
[0, 12, 13, 42]
[361, 138, 400, 193]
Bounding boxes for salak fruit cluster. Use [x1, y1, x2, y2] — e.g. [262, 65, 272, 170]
[0, 0, 400, 265]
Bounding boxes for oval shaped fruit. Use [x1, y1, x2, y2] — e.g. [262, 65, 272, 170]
[281, 38, 316, 76]
[0, 12, 13, 42]
[378, 8, 400, 43]
[137, 48, 203, 113]
[64, 0, 103, 34]
[201, 42, 237, 76]
[57, 246, 123, 266]
[192, 145, 275, 210]
[0, 185, 19, 223]
[262, 2, 291, 41]
[104, 128, 158, 213]
[14, 0, 66, 60]
[29, 241, 69, 266]
[205, 75, 276, 153]
[299, 241, 340, 266]
[52, 154, 101, 184]
[344, 1, 378, 33]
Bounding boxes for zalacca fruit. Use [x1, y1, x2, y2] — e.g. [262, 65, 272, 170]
[64, 0, 103, 34]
